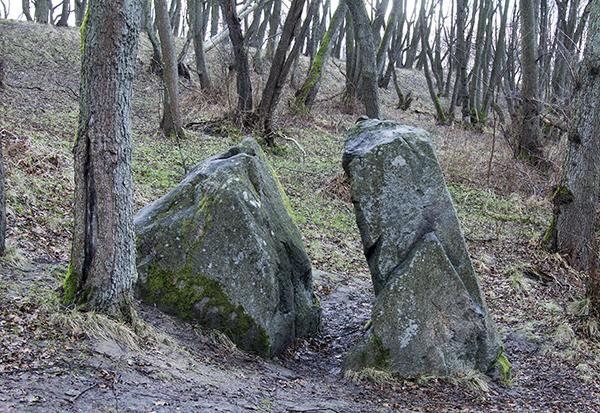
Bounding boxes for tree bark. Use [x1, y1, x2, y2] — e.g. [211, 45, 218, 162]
[34, 0, 51, 23]
[376, 0, 401, 79]
[57, 0, 70, 26]
[455, 0, 468, 120]
[65, 0, 142, 319]
[0, 133, 5, 256]
[420, 4, 445, 122]
[266, 0, 281, 60]
[481, 0, 509, 121]
[142, 0, 162, 73]
[546, 0, 600, 269]
[22, 0, 33, 21]
[294, 0, 346, 112]
[519, 0, 542, 162]
[155, 0, 182, 136]
[74, 0, 88, 26]
[346, 0, 381, 119]
[170, 0, 182, 36]
[257, 0, 317, 144]
[222, 0, 253, 116]
[189, 0, 211, 90]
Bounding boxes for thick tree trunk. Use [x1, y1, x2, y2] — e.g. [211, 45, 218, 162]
[346, 0, 381, 119]
[65, 0, 142, 319]
[546, 0, 600, 270]
[519, 0, 542, 162]
[155, 0, 182, 136]
[34, 0, 51, 23]
[222, 0, 253, 116]
[0, 135, 5, 256]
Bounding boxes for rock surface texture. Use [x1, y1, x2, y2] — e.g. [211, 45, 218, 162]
[134, 138, 321, 358]
[341, 119, 504, 378]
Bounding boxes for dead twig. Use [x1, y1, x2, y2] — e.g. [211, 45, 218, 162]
[68, 383, 99, 403]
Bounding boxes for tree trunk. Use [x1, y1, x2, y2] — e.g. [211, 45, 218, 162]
[74, 0, 88, 26]
[189, 0, 211, 90]
[519, 0, 542, 162]
[346, 0, 381, 119]
[56, 0, 70, 27]
[34, 0, 51, 23]
[257, 0, 317, 144]
[376, 0, 401, 79]
[481, 0, 509, 122]
[545, 0, 600, 269]
[143, 0, 162, 73]
[343, 11, 358, 109]
[222, 0, 253, 116]
[294, 0, 346, 112]
[170, 0, 182, 36]
[22, 0, 33, 21]
[420, 4, 445, 122]
[0, 133, 5, 256]
[210, 0, 219, 37]
[155, 0, 182, 137]
[65, 0, 142, 319]
[266, 0, 281, 60]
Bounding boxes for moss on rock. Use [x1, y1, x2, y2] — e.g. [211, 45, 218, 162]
[139, 264, 270, 357]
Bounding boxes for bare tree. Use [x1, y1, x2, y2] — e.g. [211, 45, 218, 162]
[294, 0, 347, 112]
[189, 0, 211, 90]
[34, 0, 51, 23]
[57, 0, 70, 26]
[545, 0, 600, 315]
[155, 0, 183, 136]
[221, 0, 253, 117]
[75, 0, 88, 26]
[346, 0, 381, 119]
[0, 131, 5, 256]
[64, 0, 142, 319]
[22, 0, 33, 21]
[519, 0, 542, 162]
[257, 0, 317, 145]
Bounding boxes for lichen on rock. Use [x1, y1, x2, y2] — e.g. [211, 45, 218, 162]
[134, 138, 321, 358]
[342, 119, 505, 379]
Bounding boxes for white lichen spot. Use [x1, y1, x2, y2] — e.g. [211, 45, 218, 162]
[398, 318, 419, 348]
[392, 155, 407, 167]
[243, 191, 261, 209]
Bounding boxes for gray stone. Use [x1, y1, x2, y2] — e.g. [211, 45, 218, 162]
[341, 119, 504, 377]
[134, 138, 321, 358]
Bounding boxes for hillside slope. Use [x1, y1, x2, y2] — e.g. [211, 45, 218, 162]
[1, 19, 599, 412]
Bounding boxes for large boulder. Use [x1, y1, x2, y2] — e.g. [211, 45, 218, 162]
[134, 138, 321, 358]
[341, 119, 506, 378]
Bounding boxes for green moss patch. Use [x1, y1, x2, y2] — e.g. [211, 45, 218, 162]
[138, 265, 270, 357]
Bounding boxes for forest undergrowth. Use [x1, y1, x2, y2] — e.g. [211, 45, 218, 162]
[0, 19, 599, 412]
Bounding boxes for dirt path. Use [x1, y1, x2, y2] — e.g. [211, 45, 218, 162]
[1, 258, 599, 413]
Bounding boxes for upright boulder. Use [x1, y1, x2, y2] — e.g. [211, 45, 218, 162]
[135, 138, 321, 358]
[341, 119, 505, 378]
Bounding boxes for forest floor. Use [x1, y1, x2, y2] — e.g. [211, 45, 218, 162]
[1, 19, 600, 412]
